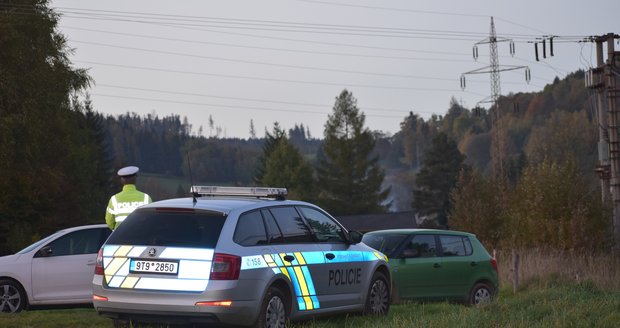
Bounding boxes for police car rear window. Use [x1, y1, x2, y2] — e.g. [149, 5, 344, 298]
[107, 210, 226, 248]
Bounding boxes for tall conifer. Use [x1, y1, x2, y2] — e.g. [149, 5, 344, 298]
[316, 90, 390, 215]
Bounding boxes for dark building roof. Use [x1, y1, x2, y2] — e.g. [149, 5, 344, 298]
[336, 211, 417, 233]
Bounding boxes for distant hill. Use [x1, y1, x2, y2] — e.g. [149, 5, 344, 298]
[103, 70, 595, 210]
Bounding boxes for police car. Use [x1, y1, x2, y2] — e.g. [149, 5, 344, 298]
[92, 186, 390, 327]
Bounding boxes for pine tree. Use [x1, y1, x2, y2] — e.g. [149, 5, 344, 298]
[316, 90, 390, 215]
[249, 119, 257, 139]
[254, 123, 286, 184]
[69, 95, 114, 224]
[412, 132, 466, 228]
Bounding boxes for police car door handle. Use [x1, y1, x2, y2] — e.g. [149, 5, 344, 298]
[283, 255, 295, 263]
[325, 253, 335, 260]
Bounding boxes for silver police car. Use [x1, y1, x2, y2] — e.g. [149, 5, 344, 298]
[92, 186, 390, 327]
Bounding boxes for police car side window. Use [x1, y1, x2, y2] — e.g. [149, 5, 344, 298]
[268, 206, 314, 243]
[261, 209, 285, 244]
[234, 210, 268, 246]
[297, 206, 346, 243]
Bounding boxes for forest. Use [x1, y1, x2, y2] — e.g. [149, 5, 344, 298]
[100, 71, 597, 210]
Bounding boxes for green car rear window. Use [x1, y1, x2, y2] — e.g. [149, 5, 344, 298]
[107, 210, 226, 248]
[439, 235, 473, 256]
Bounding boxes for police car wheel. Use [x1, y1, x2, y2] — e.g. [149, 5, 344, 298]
[0, 279, 26, 313]
[363, 271, 389, 316]
[257, 286, 288, 328]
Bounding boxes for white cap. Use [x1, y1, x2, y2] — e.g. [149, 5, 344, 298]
[117, 166, 139, 177]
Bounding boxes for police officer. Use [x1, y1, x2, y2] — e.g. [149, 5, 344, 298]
[105, 166, 152, 230]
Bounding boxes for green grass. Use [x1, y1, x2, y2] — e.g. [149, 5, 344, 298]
[1, 280, 618, 328]
[0, 307, 109, 328]
[293, 280, 620, 328]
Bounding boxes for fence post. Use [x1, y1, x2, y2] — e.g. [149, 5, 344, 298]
[512, 249, 520, 293]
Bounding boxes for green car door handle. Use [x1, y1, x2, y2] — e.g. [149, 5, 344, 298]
[433, 263, 441, 268]
[470, 262, 478, 266]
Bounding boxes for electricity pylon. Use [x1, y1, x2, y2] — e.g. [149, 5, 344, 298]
[461, 17, 531, 179]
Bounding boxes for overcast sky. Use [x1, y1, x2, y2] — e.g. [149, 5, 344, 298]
[51, 0, 619, 139]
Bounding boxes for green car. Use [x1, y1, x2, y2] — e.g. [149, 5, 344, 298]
[361, 229, 498, 305]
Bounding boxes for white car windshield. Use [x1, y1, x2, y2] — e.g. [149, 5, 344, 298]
[17, 232, 59, 254]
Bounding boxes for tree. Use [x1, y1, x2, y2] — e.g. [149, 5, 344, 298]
[69, 95, 114, 224]
[316, 90, 390, 215]
[400, 112, 437, 169]
[208, 115, 215, 137]
[449, 170, 504, 249]
[505, 159, 609, 250]
[0, 0, 96, 254]
[412, 132, 466, 228]
[254, 123, 287, 184]
[249, 119, 257, 139]
[260, 137, 317, 201]
[524, 110, 597, 176]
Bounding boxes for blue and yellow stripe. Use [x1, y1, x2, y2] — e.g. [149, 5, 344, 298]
[240, 250, 386, 312]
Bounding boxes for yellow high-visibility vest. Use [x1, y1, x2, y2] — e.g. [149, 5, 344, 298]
[105, 184, 152, 230]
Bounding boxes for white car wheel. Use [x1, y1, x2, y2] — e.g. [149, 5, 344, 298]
[0, 279, 26, 313]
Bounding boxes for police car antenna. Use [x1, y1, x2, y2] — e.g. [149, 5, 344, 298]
[186, 152, 198, 204]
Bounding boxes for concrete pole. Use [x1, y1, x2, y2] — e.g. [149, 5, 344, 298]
[595, 39, 610, 203]
[606, 34, 620, 252]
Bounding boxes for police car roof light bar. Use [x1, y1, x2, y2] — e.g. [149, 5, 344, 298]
[190, 186, 288, 199]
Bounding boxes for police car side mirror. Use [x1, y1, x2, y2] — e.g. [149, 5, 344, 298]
[348, 231, 363, 244]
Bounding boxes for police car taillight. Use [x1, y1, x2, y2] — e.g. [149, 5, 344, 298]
[93, 294, 108, 301]
[210, 253, 241, 280]
[95, 248, 104, 276]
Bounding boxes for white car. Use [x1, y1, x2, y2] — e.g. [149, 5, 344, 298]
[0, 224, 111, 313]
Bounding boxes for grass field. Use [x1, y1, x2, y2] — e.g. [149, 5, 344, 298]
[2, 277, 618, 328]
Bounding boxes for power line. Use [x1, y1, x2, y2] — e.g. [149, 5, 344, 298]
[51, 6, 509, 39]
[3, 3, 594, 44]
[62, 26, 472, 60]
[72, 39, 546, 87]
[72, 40, 478, 80]
[77, 60, 488, 96]
[95, 83, 430, 114]
[7, 5, 492, 53]
[296, 0, 491, 18]
[60, 15, 485, 41]
[90, 93, 429, 119]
